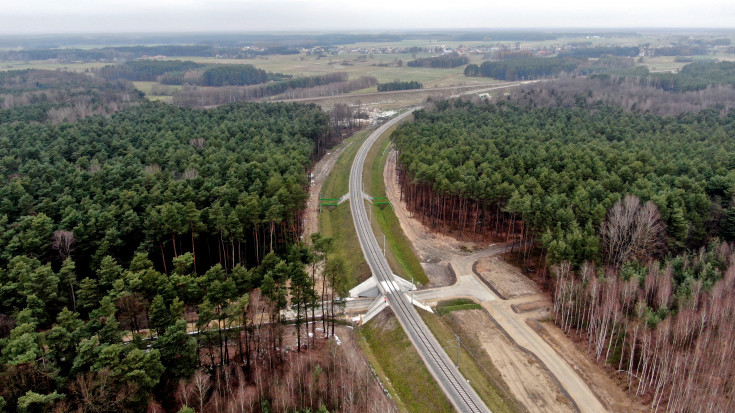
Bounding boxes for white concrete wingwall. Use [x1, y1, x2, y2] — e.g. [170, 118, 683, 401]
[360, 296, 389, 324]
[349, 273, 417, 298]
[349, 277, 381, 298]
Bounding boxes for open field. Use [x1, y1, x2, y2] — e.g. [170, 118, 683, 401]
[185, 49, 492, 79]
[131, 81, 180, 103]
[636, 55, 690, 72]
[0, 60, 108, 72]
[179, 52, 493, 87]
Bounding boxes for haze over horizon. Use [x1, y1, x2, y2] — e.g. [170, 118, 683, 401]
[1, 0, 733, 35]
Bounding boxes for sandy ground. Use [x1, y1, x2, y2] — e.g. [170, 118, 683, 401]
[452, 309, 576, 413]
[475, 256, 541, 299]
[472, 255, 644, 411]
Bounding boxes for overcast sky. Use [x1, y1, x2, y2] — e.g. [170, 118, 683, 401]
[0, 0, 733, 35]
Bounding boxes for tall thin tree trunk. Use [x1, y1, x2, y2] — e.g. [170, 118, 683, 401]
[191, 228, 197, 274]
[160, 242, 168, 275]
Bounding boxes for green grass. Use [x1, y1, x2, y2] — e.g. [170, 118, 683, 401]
[358, 312, 455, 412]
[362, 118, 430, 286]
[132, 81, 181, 103]
[436, 299, 482, 316]
[0, 61, 109, 72]
[420, 309, 521, 413]
[318, 129, 372, 288]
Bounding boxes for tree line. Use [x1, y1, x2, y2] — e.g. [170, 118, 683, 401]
[199, 65, 269, 87]
[377, 80, 423, 92]
[98, 60, 292, 87]
[172, 74, 377, 107]
[98, 60, 203, 82]
[0, 70, 143, 124]
[652, 45, 709, 56]
[407, 53, 469, 68]
[614, 61, 735, 92]
[559, 46, 640, 59]
[500, 73, 735, 116]
[464, 56, 582, 80]
[0, 45, 303, 63]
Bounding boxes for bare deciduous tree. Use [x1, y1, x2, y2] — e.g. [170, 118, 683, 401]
[602, 194, 666, 269]
[51, 229, 76, 261]
[191, 370, 211, 413]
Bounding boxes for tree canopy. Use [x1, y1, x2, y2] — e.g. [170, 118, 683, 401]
[392, 99, 735, 267]
[0, 101, 329, 277]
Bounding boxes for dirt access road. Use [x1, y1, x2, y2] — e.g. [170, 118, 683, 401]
[303, 144, 351, 240]
[384, 149, 609, 413]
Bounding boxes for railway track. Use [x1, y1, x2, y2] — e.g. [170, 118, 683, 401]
[349, 108, 489, 413]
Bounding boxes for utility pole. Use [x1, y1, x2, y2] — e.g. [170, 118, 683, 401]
[455, 334, 461, 368]
[383, 233, 386, 257]
[447, 334, 461, 368]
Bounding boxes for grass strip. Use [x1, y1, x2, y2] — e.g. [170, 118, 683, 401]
[358, 310, 455, 412]
[318, 129, 372, 288]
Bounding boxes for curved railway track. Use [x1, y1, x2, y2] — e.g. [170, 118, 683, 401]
[349, 108, 489, 413]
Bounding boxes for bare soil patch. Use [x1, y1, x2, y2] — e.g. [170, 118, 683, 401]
[475, 256, 540, 299]
[511, 300, 550, 314]
[421, 261, 456, 287]
[451, 309, 576, 413]
[304, 145, 348, 239]
[529, 320, 647, 413]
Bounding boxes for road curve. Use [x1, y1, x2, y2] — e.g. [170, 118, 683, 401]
[349, 108, 490, 413]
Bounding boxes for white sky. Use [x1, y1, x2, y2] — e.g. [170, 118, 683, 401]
[0, 0, 733, 34]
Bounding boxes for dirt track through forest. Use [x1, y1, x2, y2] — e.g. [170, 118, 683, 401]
[304, 145, 349, 240]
